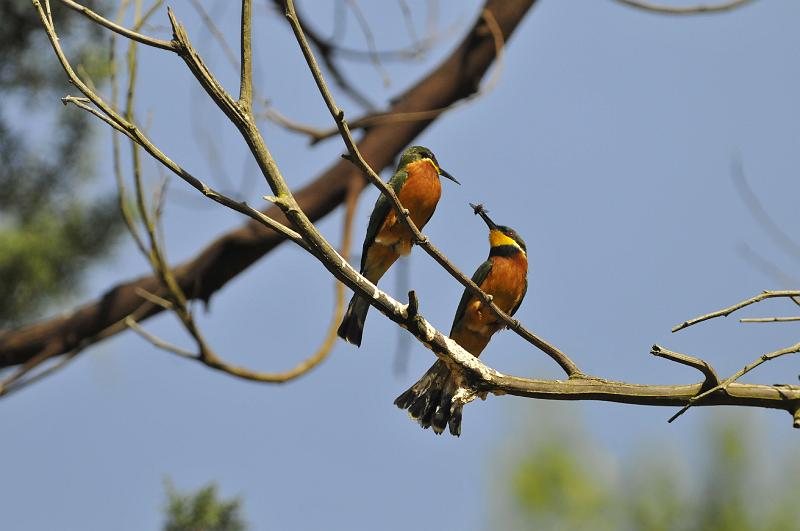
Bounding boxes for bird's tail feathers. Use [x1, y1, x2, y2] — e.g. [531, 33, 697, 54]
[337, 295, 371, 347]
[394, 360, 463, 436]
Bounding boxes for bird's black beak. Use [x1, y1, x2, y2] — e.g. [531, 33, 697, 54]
[439, 168, 460, 185]
[470, 203, 499, 230]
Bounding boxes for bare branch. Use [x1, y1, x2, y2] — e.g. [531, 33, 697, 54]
[344, 0, 390, 86]
[740, 316, 800, 323]
[668, 341, 800, 423]
[732, 159, 800, 263]
[58, 0, 176, 50]
[189, 0, 239, 69]
[615, 0, 756, 15]
[238, 0, 253, 113]
[651, 344, 720, 389]
[673, 290, 800, 332]
[0, 301, 154, 398]
[273, 7, 506, 146]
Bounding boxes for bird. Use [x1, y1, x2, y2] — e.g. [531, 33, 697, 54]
[394, 203, 528, 436]
[337, 145, 459, 347]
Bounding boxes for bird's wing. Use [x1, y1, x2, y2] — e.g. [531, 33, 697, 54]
[359, 169, 408, 271]
[509, 277, 528, 317]
[449, 259, 493, 334]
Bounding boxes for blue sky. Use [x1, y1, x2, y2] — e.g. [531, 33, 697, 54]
[3, 1, 800, 529]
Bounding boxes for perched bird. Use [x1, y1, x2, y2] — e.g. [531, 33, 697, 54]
[394, 204, 528, 436]
[337, 146, 459, 347]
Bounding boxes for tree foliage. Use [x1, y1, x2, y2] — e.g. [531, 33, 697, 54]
[163, 480, 247, 531]
[0, 0, 121, 327]
[508, 414, 800, 531]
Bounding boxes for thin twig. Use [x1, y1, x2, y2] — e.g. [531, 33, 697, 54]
[344, 0, 390, 86]
[737, 243, 799, 290]
[273, 0, 377, 109]
[238, 0, 253, 113]
[282, 7, 506, 145]
[58, 0, 176, 50]
[126, 318, 196, 358]
[673, 290, 800, 332]
[740, 316, 800, 323]
[615, 0, 756, 15]
[134, 287, 173, 309]
[189, 0, 239, 69]
[732, 159, 800, 263]
[109, 0, 149, 257]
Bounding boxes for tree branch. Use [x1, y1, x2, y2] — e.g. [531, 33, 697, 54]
[667, 341, 800, 423]
[651, 344, 719, 390]
[238, 0, 253, 114]
[614, 0, 756, 15]
[58, 0, 176, 50]
[673, 290, 800, 332]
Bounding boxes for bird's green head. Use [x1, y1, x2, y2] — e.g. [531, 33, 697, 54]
[470, 203, 527, 255]
[397, 145, 459, 184]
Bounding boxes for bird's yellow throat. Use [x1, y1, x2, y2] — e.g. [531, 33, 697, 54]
[489, 229, 523, 252]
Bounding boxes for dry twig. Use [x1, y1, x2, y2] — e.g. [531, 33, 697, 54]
[615, 0, 756, 15]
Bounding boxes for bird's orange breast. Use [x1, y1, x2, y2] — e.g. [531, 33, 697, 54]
[374, 159, 442, 255]
[453, 252, 528, 356]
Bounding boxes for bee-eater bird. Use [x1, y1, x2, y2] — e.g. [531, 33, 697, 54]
[394, 204, 528, 436]
[337, 146, 459, 347]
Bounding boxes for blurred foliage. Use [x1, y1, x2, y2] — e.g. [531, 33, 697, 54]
[163, 480, 247, 531]
[0, 0, 122, 327]
[506, 412, 800, 531]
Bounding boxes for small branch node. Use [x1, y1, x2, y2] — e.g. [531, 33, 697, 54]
[406, 290, 419, 319]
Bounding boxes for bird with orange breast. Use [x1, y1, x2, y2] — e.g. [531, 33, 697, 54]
[337, 146, 459, 347]
[395, 203, 528, 436]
